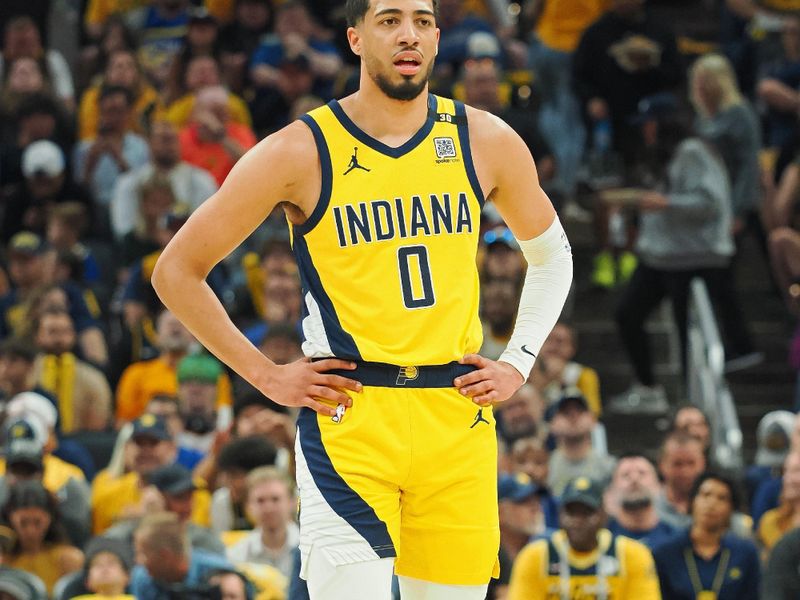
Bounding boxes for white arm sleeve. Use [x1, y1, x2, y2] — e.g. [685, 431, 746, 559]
[497, 216, 573, 379]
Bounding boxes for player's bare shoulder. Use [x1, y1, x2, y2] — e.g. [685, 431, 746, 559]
[462, 104, 538, 197]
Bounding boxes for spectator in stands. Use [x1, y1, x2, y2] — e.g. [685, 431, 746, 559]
[163, 7, 223, 107]
[218, 0, 273, 93]
[434, 0, 497, 79]
[79, 14, 139, 92]
[73, 537, 134, 600]
[548, 393, 615, 495]
[653, 472, 760, 600]
[526, 0, 609, 200]
[611, 117, 756, 412]
[0, 57, 53, 126]
[104, 463, 224, 555]
[460, 58, 556, 186]
[531, 322, 602, 416]
[656, 430, 707, 529]
[32, 308, 112, 433]
[2, 480, 84, 594]
[178, 85, 257, 185]
[176, 353, 227, 454]
[78, 49, 160, 142]
[129, 0, 191, 89]
[758, 451, 800, 552]
[508, 477, 660, 598]
[130, 511, 233, 598]
[605, 453, 676, 549]
[207, 571, 253, 600]
[111, 119, 217, 241]
[479, 227, 526, 282]
[73, 85, 150, 209]
[748, 410, 795, 514]
[2, 142, 92, 244]
[672, 405, 712, 454]
[0, 338, 50, 403]
[91, 414, 211, 534]
[573, 0, 683, 165]
[116, 310, 233, 424]
[162, 55, 252, 129]
[45, 203, 100, 286]
[211, 436, 278, 534]
[227, 467, 298, 582]
[479, 277, 521, 360]
[495, 384, 544, 447]
[83, 0, 145, 41]
[0, 17, 74, 110]
[0, 415, 91, 547]
[691, 53, 762, 240]
[144, 395, 204, 470]
[249, 1, 341, 101]
[762, 526, 800, 599]
[498, 473, 551, 562]
[226, 393, 294, 474]
[510, 436, 550, 489]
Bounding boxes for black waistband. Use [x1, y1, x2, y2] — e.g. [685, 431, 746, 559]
[322, 360, 477, 388]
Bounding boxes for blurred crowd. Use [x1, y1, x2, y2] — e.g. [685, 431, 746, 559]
[1, 0, 800, 598]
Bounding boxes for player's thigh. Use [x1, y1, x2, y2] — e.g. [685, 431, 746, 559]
[398, 576, 489, 600]
[295, 388, 408, 575]
[396, 388, 500, 586]
[305, 550, 394, 600]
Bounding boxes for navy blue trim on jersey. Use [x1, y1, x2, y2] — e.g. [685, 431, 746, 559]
[294, 115, 333, 236]
[292, 234, 362, 359]
[454, 101, 486, 207]
[298, 408, 396, 558]
[319, 359, 477, 388]
[328, 94, 436, 158]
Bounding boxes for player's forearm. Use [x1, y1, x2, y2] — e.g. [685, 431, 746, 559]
[152, 260, 275, 390]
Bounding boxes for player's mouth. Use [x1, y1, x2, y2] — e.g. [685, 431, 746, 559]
[393, 52, 422, 76]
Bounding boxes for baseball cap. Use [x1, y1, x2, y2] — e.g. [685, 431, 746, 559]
[5, 420, 44, 471]
[21, 140, 65, 178]
[131, 414, 172, 442]
[466, 31, 501, 61]
[6, 392, 58, 433]
[146, 464, 196, 495]
[177, 354, 223, 384]
[498, 472, 540, 502]
[7, 232, 47, 257]
[482, 226, 519, 250]
[188, 6, 217, 24]
[561, 477, 603, 510]
[84, 537, 134, 573]
[550, 390, 590, 417]
[756, 410, 796, 468]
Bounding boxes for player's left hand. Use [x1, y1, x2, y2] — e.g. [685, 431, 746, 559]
[454, 354, 525, 407]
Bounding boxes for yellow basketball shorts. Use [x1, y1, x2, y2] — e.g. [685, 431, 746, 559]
[295, 361, 500, 586]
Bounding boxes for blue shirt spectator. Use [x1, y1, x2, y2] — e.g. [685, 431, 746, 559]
[607, 517, 675, 550]
[130, 548, 233, 600]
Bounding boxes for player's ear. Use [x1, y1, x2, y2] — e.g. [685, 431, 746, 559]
[347, 26, 363, 57]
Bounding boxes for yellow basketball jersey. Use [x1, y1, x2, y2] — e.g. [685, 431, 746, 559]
[293, 94, 483, 365]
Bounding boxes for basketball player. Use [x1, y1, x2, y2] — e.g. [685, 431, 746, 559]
[152, 1, 573, 598]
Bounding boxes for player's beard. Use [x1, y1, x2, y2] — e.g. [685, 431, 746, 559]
[369, 58, 434, 101]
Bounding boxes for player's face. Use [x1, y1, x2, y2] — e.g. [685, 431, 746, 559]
[349, 0, 440, 101]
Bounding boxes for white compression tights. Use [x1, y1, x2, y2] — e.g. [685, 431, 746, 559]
[304, 554, 488, 600]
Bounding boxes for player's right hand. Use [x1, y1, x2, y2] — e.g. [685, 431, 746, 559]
[260, 358, 362, 417]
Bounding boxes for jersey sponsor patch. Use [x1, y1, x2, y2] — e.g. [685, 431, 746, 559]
[434, 137, 457, 159]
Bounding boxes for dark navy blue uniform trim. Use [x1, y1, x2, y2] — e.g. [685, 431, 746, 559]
[294, 115, 333, 236]
[454, 101, 486, 207]
[328, 94, 436, 158]
[298, 408, 396, 558]
[320, 359, 477, 388]
[292, 235, 361, 359]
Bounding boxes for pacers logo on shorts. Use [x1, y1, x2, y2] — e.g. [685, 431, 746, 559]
[396, 366, 419, 386]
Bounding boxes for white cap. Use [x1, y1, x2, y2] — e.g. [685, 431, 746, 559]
[466, 31, 501, 60]
[756, 410, 796, 468]
[21, 140, 65, 178]
[7, 391, 58, 433]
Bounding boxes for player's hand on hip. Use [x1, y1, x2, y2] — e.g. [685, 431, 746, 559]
[262, 358, 362, 417]
[454, 354, 525, 406]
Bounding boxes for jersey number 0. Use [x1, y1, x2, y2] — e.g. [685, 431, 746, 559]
[397, 245, 435, 309]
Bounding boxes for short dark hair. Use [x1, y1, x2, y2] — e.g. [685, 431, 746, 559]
[345, 0, 439, 26]
[688, 471, 741, 514]
[0, 337, 38, 362]
[217, 435, 277, 472]
[233, 391, 288, 420]
[99, 84, 133, 106]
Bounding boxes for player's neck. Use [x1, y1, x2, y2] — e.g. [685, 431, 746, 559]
[343, 82, 431, 145]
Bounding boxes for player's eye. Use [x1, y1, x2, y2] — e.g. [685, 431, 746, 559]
[417, 18, 432, 26]
[382, 17, 399, 25]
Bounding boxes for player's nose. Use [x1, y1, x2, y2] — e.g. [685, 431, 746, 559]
[396, 18, 421, 47]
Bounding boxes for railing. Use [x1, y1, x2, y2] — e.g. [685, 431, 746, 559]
[686, 278, 743, 470]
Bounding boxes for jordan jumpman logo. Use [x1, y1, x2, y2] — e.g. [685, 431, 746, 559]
[470, 407, 490, 428]
[343, 147, 370, 175]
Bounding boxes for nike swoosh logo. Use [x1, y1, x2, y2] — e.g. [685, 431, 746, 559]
[521, 345, 536, 358]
